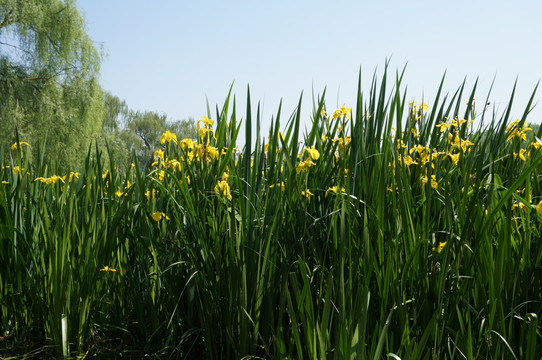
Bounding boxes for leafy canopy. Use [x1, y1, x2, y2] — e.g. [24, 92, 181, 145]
[0, 0, 103, 169]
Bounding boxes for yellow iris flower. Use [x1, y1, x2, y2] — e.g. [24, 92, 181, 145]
[296, 159, 316, 174]
[325, 186, 345, 197]
[34, 175, 65, 184]
[11, 141, 30, 150]
[215, 180, 232, 200]
[433, 242, 447, 253]
[536, 200, 542, 216]
[160, 130, 178, 144]
[152, 211, 169, 221]
[180, 138, 195, 150]
[269, 182, 285, 191]
[301, 189, 314, 202]
[100, 266, 116, 272]
[115, 187, 124, 197]
[197, 116, 214, 129]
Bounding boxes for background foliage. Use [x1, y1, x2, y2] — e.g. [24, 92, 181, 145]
[0, 0, 195, 171]
[0, 0, 103, 168]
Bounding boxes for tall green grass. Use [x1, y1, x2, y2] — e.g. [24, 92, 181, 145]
[1, 67, 541, 359]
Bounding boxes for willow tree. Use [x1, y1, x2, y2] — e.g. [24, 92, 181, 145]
[0, 0, 103, 169]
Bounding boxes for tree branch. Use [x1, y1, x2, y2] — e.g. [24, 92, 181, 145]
[0, 41, 36, 59]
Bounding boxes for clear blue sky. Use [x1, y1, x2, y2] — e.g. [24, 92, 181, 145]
[78, 0, 542, 143]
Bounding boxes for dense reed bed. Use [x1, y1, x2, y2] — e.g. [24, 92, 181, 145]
[1, 68, 541, 359]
